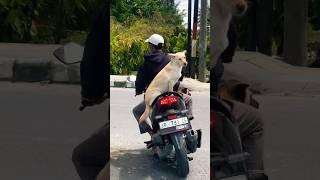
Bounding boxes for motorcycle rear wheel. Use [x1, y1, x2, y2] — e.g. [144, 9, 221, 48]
[170, 132, 189, 177]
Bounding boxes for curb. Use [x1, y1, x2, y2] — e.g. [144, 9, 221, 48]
[0, 58, 209, 91]
[110, 75, 210, 92]
[0, 43, 80, 84]
[0, 58, 81, 84]
[110, 75, 135, 88]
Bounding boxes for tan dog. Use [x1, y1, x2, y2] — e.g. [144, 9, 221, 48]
[218, 80, 259, 109]
[138, 51, 188, 125]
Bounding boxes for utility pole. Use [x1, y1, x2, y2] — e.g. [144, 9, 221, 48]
[198, 0, 207, 82]
[210, 0, 214, 70]
[283, 0, 308, 66]
[191, 0, 199, 79]
[186, 0, 192, 77]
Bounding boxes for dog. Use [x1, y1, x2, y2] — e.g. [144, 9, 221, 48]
[138, 51, 188, 125]
[211, 0, 247, 69]
[218, 79, 259, 109]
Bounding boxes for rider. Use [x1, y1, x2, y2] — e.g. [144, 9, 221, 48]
[212, 22, 268, 180]
[133, 33, 193, 137]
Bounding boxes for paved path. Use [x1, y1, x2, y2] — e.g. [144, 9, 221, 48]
[258, 94, 320, 180]
[0, 82, 106, 180]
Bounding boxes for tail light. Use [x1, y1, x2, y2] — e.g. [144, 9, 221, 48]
[167, 114, 177, 119]
[160, 96, 178, 106]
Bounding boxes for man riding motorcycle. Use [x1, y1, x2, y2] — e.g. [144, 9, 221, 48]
[133, 34, 192, 139]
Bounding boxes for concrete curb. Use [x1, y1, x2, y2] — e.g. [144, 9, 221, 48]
[0, 58, 80, 84]
[0, 43, 209, 91]
[110, 75, 210, 92]
[0, 43, 80, 84]
[0, 58, 209, 91]
[110, 75, 135, 88]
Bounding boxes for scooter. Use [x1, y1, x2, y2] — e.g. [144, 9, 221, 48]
[211, 96, 249, 180]
[148, 91, 202, 177]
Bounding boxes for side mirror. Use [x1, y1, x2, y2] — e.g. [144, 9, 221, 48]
[53, 42, 84, 65]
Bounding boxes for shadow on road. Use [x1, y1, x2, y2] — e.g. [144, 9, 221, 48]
[111, 148, 187, 180]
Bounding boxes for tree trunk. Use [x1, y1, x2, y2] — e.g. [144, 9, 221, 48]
[283, 0, 308, 66]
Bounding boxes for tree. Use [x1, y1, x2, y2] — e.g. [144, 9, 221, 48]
[283, 0, 308, 66]
[111, 0, 183, 25]
[0, 0, 105, 43]
[110, 0, 187, 74]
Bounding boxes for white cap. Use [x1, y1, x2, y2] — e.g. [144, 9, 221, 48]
[145, 34, 164, 46]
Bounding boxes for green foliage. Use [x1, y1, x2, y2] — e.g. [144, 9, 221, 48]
[111, 0, 182, 25]
[0, 0, 105, 44]
[111, 0, 187, 75]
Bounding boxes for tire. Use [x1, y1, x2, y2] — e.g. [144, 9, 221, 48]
[170, 132, 189, 177]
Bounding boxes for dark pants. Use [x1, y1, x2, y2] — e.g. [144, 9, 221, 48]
[72, 124, 109, 180]
[223, 99, 266, 179]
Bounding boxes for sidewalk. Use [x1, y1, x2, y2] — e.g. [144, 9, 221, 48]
[0, 43, 210, 91]
[110, 75, 210, 92]
[223, 51, 320, 95]
[6, 43, 320, 95]
[0, 43, 79, 83]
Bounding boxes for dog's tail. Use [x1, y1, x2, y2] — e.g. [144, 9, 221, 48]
[139, 105, 150, 124]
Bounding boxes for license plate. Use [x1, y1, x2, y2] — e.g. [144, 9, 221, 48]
[158, 117, 190, 135]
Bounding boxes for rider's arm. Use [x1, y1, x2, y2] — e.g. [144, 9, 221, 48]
[173, 74, 184, 91]
[80, 5, 108, 103]
[135, 62, 148, 96]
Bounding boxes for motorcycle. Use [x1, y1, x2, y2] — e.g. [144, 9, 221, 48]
[147, 91, 202, 177]
[211, 96, 249, 180]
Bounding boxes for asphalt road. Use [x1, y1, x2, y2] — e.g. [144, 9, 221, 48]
[0, 82, 106, 180]
[110, 88, 210, 180]
[257, 95, 320, 180]
[2, 82, 320, 180]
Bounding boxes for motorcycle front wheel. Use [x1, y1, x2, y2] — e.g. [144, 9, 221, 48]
[170, 132, 189, 177]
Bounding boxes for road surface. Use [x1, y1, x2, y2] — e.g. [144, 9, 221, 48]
[0, 82, 106, 180]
